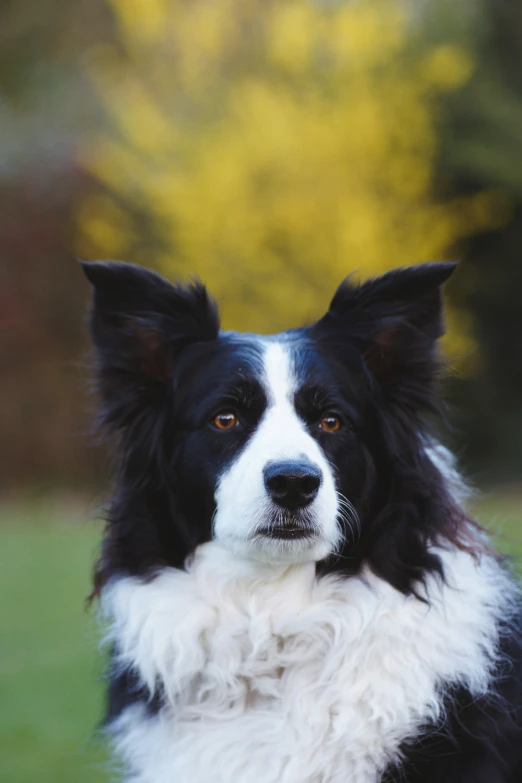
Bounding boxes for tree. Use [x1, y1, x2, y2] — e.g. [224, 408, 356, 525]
[78, 0, 497, 351]
[433, 0, 522, 481]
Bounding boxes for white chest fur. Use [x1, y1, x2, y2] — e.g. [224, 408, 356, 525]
[104, 543, 510, 783]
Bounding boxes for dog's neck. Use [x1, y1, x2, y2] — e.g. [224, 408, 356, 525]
[104, 541, 512, 783]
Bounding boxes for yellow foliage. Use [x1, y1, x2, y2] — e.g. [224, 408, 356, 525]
[78, 0, 498, 356]
[421, 44, 474, 90]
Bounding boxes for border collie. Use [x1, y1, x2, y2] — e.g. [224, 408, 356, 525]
[82, 261, 522, 783]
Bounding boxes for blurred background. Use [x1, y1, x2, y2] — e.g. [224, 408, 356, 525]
[1, 0, 521, 781]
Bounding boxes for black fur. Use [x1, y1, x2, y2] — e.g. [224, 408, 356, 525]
[83, 260, 522, 780]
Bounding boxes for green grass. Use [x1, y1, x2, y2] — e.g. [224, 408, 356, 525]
[473, 491, 522, 566]
[0, 495, 521, 783]
[0, 504, 110, 783]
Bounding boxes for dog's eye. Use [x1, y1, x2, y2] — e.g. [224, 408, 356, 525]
[211, 412, 238, 431]
[320, 413, 341, 433]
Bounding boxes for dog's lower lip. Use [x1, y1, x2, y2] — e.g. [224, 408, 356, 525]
[257, 526, 316, 540]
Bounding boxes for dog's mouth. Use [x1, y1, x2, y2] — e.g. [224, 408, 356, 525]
[252, 506, 319, 543]
[256, 525, 317, 540]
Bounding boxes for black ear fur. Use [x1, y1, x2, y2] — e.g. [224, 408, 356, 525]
[82, 261, 219, 433]
[329, 262, 456, 339]
[319, 263, 457, 408]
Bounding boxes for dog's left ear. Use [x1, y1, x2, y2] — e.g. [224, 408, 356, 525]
[316, 262, 457, 404]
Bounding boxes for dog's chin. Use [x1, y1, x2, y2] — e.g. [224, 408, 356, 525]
[224, 512, 335, 565]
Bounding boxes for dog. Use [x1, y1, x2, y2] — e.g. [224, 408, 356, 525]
[82, 260, 522, 783]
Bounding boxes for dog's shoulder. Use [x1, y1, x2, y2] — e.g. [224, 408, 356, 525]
[384, 605, 522, 783]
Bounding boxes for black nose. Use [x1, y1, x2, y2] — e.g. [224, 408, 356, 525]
[263, 460, 322, 510]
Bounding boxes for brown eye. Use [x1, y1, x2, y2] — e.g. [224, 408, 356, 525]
[320, 414, 341, 433]
[212, 412, 238, 431]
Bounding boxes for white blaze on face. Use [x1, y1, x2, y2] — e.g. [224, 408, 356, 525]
[213, 341, 339, 563]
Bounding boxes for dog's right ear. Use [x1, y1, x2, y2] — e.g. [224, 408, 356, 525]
[82, 261, 219, 431]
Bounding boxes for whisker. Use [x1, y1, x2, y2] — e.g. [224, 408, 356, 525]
[334, 492, 361, 553]
[210, 507, 219, 536]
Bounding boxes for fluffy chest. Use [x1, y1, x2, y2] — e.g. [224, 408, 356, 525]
[106, 544, 505, 783]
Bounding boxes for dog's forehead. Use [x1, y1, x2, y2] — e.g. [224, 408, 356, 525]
[217, 329, 338, 395]
[177, 328, 341, 406]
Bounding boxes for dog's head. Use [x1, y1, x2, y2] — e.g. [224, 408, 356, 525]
[83, 261, 458, 588]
